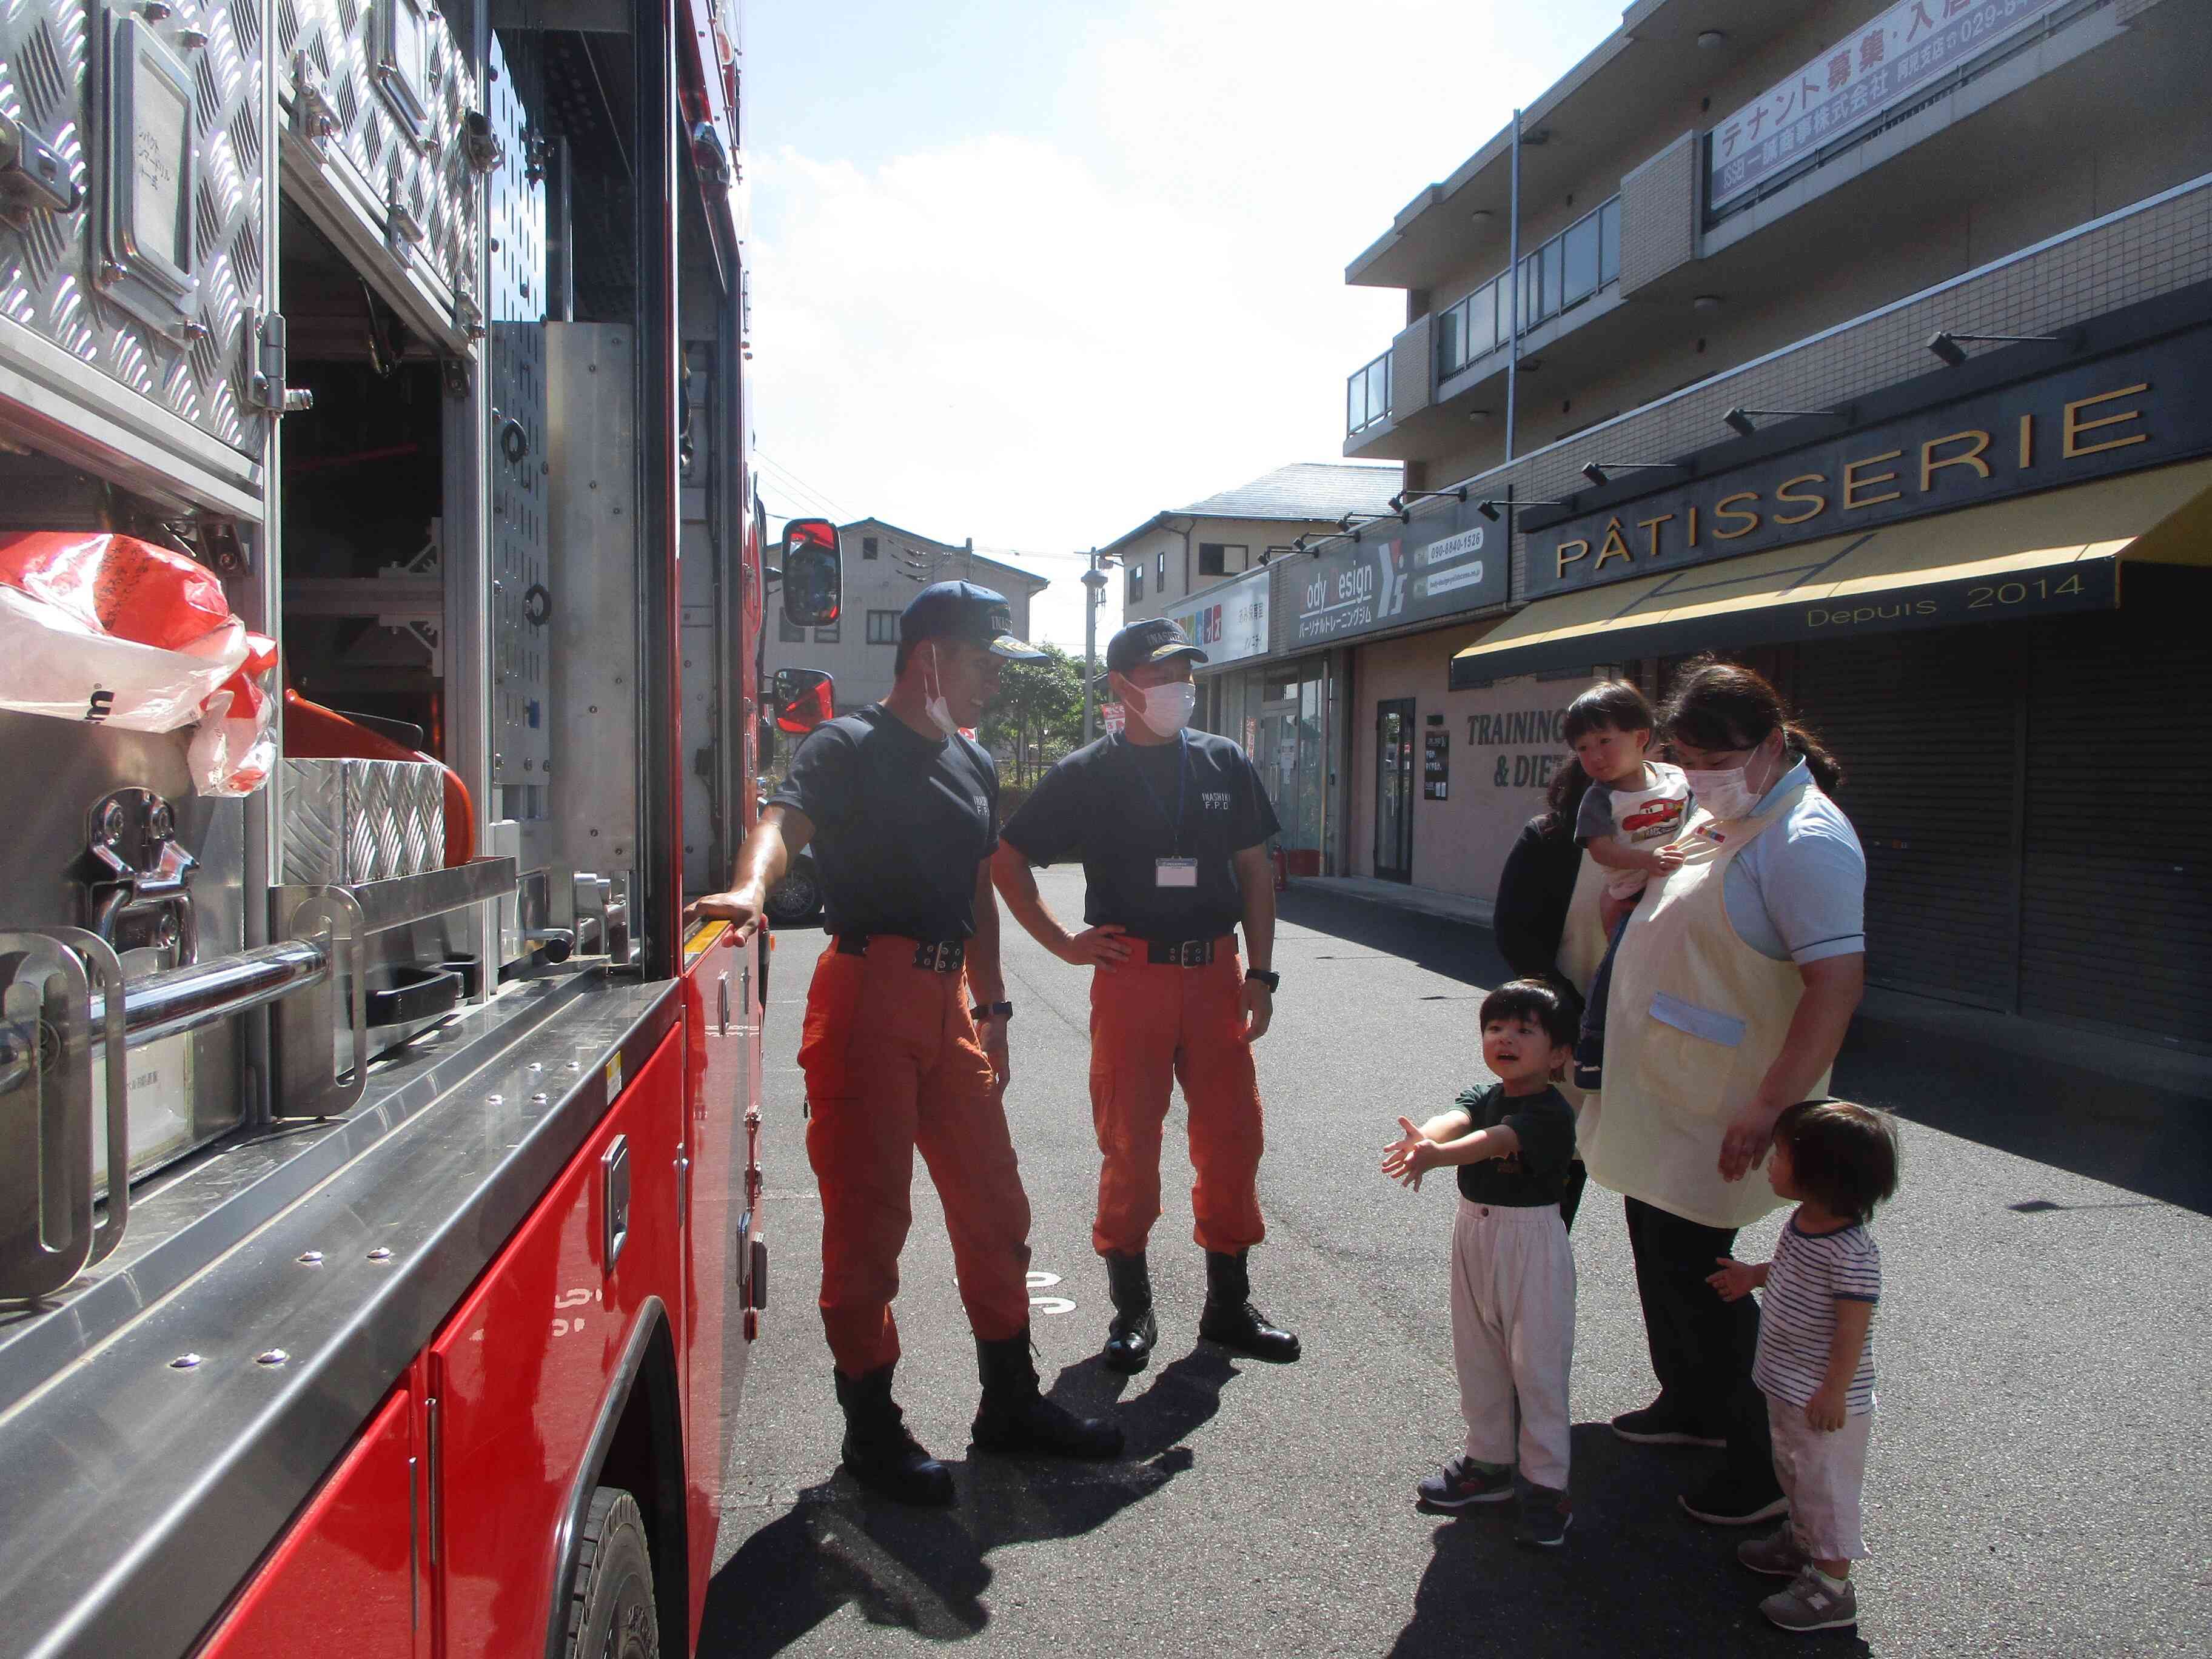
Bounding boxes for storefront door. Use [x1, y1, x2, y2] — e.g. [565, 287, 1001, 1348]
[1375, 699, 1415, 882]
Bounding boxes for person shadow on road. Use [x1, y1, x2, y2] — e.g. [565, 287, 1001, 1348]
[699, 1346, 1239, 1654]
[1384, 1423, 1877, 1658]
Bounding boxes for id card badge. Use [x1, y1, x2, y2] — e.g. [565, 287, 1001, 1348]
[1155, 857, 1199, 888]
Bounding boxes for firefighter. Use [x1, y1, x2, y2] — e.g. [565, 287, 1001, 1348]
[692, 581, 1122, 1505]
[991, 617, 1299, 1373]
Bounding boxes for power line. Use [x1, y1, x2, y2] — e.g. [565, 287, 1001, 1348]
[754, 450, 857, 523]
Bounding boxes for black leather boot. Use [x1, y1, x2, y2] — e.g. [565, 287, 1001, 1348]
[1198, 1249, 1301, 1362]
[834, 1364, 954, 1505]
[1101, 1250, 1157, 1373]
[971, 1328, 1124, 1459]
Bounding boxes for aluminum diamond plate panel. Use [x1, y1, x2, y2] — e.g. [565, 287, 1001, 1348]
[0, 0, 266, 457]
[487, 28, 546, 791]
[281, 756, 442, 882]
[273, 0, 479, 332]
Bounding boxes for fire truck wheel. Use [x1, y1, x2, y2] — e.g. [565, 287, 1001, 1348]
[561, 1487, 659, 1659]
[764, 859, 823, 927]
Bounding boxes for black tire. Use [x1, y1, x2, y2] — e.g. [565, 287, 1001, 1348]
[763, 860, 822, 928]
[561, 1487, 659, 1659]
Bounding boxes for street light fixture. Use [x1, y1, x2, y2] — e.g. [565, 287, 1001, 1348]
[1580, 461, 1689, 487]
[1475, 497, 1567, 523]
[1926, 328, 2068, 367]
[1721, 406, 1848, 438]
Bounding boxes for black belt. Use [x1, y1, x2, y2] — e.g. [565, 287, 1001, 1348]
[1145, 938, 1218, 967]
[835, 934, 966, 973]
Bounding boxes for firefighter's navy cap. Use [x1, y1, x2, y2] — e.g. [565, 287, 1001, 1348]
[1106, 616, 1209, 674]
[900, 580, 1045, 661]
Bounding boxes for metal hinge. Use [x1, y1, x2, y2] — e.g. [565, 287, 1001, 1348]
[246, 312, 313, 415]
[292, 52, 340, 152]
[0, 110, 79, 229]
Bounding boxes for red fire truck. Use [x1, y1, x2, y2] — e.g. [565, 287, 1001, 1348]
[0, 1, 834, 1654]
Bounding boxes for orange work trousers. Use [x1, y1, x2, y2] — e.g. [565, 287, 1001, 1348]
[1088, 938, 1265, 1258]
[797, 938, 1033, 1376]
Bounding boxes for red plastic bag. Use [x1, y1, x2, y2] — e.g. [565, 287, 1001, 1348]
[0, 532, 278, 796]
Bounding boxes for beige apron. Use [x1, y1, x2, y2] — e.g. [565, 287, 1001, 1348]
[1578, 782, 1825, 1231]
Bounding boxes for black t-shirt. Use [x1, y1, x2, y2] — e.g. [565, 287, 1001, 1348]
[768, 705, 997, 940]
[1452, 1082, 1578, 1207]
[999, 730, 1280, 943]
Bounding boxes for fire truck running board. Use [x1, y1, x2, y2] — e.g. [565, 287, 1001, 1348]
[0, 970, 683, 1659]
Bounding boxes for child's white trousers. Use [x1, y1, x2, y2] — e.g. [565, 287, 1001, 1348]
[1450, 1196, 1576, 1491]
[1768, 1396, 1872, 1560]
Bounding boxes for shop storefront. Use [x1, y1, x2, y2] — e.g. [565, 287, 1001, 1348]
[1164, 568, 1346, 874]
[1456, 289, 2212, 1052]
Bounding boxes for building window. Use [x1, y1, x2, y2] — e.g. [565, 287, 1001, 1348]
[866, 609, 899, 645]
[779, 614, 805, 643]
[862, 535, 879, 560]
[814, 622, 839, 643]
[1198, 543, 1247, 577]
[1130, 564, 1144, 600]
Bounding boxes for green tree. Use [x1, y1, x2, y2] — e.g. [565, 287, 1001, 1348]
[980, 642, 1088, 786]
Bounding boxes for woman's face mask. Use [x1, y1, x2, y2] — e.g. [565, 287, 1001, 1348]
[1128, 679, 1197, 738]
[1678, 732, 1785, 821]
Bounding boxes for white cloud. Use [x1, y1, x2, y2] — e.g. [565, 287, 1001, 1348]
[747, 1, 1614, 646]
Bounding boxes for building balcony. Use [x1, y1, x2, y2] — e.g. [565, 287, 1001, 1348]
[1344, 195, 1620, 460]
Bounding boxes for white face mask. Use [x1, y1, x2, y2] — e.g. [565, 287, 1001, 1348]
[1129, 680, 1196, 738]
[1683, 738, 1780, 821]
[921, 645, 962, 740]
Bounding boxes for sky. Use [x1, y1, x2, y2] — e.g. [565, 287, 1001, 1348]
[741, 0, 1626, 646]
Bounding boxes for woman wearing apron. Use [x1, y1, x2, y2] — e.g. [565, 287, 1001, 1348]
[1567, 659, 1868, 1527]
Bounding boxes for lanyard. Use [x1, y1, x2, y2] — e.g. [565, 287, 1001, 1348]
[1124, 731, 1190, 856]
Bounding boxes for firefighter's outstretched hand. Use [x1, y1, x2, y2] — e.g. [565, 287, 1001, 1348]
[1240, 980, 1273, 1042]
[685, 886, 764, 942]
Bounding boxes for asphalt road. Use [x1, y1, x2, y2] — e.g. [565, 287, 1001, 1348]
[700, 870, 2211, 1657]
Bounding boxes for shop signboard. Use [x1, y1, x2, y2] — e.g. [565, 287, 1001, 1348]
[1292, 497, 1507, 646]
[1709, 0, 2062, 210]
[1523, 326, 2212, 600]
[1167, 567, 1269, 666]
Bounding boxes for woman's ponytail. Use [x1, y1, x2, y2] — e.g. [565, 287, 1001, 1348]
[1785, 721, 1845, 793]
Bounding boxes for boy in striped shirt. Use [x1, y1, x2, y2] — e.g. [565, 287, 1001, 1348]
[1708, 1100, 1900, 1634]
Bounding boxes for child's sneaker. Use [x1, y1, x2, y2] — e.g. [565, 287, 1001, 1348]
[1514, 1483, 1572, 1548]
[1761, 1566, 1857, 1632]
[1737, 1524, 1806, 1577]
[1415, 1455, 1513, 1509]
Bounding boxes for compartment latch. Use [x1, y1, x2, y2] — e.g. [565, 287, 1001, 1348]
[247, 311, 314, 416]
[0, 112, 79, 229]
[82, 789, 198, 965]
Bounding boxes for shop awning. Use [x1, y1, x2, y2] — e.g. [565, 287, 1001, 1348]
[1450, 459, 2212, 688]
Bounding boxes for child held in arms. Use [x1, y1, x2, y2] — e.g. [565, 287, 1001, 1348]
[1708, 1100, 1900, 1634]
[1381, 980, 1580, 1548]
[1565, 681, 1692, 1089]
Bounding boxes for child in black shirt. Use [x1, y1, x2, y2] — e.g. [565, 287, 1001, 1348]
[1382, 980, 1580, 1547]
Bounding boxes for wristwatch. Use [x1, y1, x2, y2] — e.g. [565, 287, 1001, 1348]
[971, 1000, 1014, 1022]
[1244, 970, 1280, 992]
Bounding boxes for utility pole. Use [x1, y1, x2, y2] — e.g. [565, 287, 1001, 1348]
[1080, 546, 1108, 743]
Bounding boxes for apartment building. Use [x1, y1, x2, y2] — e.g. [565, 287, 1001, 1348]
[1260, 0, 2207, 1055]
[1099, 462, 1399, 871]
[763, 517, 1048, 714]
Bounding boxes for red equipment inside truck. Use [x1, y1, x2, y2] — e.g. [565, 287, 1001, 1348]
[0, 2, 833, 1654]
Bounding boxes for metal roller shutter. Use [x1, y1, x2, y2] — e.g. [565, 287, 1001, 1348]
[2019, 566, 2210, 1051]
[1789, 631, 2020, 1011]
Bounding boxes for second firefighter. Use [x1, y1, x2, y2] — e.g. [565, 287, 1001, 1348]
[992, 617, 1300, 1372]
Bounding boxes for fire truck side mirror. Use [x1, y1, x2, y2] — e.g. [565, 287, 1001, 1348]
[780, 518, 842, 628]
[772, 668, 835, 734]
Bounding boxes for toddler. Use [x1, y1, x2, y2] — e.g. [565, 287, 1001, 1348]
[1708, 1099, 1900, 1634]
[1566, 681, 1691, 1089]
[1382, 980, 1578, 1548]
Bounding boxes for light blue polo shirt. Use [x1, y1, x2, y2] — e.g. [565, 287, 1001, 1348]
[1722, 759, 1868, 965]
